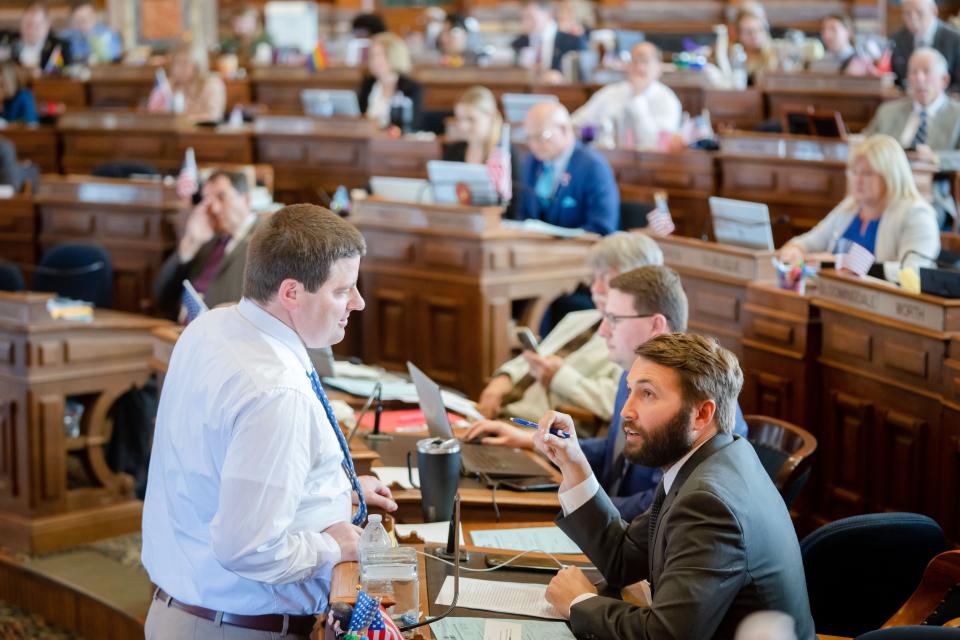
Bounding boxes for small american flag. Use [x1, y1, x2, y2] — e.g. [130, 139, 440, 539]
[181, 279, 208, 324]
[343, 592, 404, 640]
[835, 242, 874, 277]
[646, 191, 675, 237]
[487, 123, 512, 202]
[176, 147, 198, 200]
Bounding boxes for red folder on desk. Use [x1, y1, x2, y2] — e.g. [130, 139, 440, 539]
[358, 409, 464, 433]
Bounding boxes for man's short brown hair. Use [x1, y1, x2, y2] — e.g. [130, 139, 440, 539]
[635, 332, 743, 434]
[609, 265, 689, 332]
[243, 204, 366, 303]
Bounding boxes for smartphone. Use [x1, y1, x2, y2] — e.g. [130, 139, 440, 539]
[498, 476, 560, 492]
[484, 553, 563, 572]
[517, 327, 540, 353]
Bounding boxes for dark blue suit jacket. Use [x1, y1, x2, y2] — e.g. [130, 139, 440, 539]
[580, 372, 749, 521]
[519, 141, 619, 235]
[511, 30, 586, 72]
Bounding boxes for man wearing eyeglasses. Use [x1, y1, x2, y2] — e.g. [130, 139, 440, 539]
[468, 265, 748, 520]
[518, 101, 619, 235]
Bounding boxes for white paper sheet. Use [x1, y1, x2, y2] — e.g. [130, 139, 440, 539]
[469, 527, 582, 555]
[429, 617, 576, 640]
[394, 521, 464, 545]
[371, 466, 419, 490]
[435, 576, 564, 620]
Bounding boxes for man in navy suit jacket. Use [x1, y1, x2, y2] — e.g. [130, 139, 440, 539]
[519, 102, 619, 235]
[467, 265, 748, 521]
[511, 0, 586, 73]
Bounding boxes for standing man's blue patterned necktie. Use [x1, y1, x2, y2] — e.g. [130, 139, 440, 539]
[307, 369, 367, 526]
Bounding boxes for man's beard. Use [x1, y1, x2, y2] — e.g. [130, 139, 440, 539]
[622, 405, 695, 469]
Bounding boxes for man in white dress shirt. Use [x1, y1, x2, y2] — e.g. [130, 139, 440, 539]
[142, 204, 397, 639]
[572, 42, 683, 150]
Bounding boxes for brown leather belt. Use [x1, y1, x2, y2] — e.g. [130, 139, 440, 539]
[153, 587, 317, 636]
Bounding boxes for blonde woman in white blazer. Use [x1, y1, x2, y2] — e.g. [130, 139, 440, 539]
[780, 134, 940, 282]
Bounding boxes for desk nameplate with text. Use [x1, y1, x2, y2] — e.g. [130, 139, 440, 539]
[658, 236, 776, 282]
[816, 273, 956, 333]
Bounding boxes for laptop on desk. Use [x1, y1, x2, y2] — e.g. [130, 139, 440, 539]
[406, 362, 549, 478]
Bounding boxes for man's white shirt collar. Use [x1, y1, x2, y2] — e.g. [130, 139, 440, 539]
[237, 297, 313, 372]
[914, 92, 947, 116]
[917, 19, 938, 47]
[661, 434, 713, 494]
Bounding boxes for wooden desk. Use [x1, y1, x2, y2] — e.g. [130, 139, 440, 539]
[741, 280, 820, 430]
[58, 112, 254, 174]
[251, 67, 362, 113]
[352, 198, 592, 396]
[0, 195, 37, 273]
[414, 66, 589, 113]
[31, 77, 88, 110]
[367, 136, 440, 180]
[255, 115, 375, 202]
[35, 175, 182, 313]
[0, 124, 60, 173]
[656, 233, 776, 360]
[0, 292, 171, 553]
[760, 72, 898, 132]
[718, 133, 936, 247]
[940, 336, 960, 542]
[811, 271, 959, 533]
[604, 148, 715, 237]
[87, 66, 153, 109]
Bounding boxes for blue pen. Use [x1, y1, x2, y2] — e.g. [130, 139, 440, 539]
[510, 417, 571, 439]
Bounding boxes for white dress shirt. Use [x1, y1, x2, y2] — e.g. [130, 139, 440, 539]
[900, 93, 947, 147]
[18, 40, 44, 68]
[571, 80, 682, 150]
[915, 20, 938, 48]
[365, 81, 391, 128]
[142, 298, 353, 615]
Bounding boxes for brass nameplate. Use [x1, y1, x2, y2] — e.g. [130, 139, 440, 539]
[818, 277, 945, 332]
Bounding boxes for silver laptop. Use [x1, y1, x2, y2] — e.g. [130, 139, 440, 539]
[426, 160, 499, 206]
[370, 176, 434, 204]
[406, 362, 548, 478]
[709, 197, 776, 251]
[301, 89, 361, 117]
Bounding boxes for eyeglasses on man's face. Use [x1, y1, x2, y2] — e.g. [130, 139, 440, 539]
[601, 311, 656, 327]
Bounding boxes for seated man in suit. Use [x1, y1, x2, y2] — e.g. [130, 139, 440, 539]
[468, 232, 663, 429]
[12, 3, 72, 72]
[865, 47, 960, 228]
[535, 332, 815, 640]
[468, 265, 748, 521]
[512, 0, 586, 76]
[155, 171, 258, 320]
[572, 42, 683, 150]
[890, 0, 960, 91]
[519, 102, 619, 235]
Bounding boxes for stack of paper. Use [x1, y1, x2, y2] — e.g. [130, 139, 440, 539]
[469, 527, 582, 555]
[430, 617, 576, 640]
[436, 576, 564, 620]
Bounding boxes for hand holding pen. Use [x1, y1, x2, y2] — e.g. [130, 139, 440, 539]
[510, 417, 570, 439]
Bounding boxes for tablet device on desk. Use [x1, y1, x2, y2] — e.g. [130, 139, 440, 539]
[300, 89, 361, 117]
[709, 196, 775, 251]
[426, 160, 499, 206]
[370, 176, 434, 204]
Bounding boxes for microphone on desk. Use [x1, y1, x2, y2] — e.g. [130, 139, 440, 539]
[397, 494, 463, 633]
[436, 491, 470, 563]
[346, 382, 382, 444]
[363, 382, 393, 442]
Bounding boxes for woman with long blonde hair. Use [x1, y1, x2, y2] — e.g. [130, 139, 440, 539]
[443, 85, 504, 164]
[779, 134, 939, 280]
[148, 38, 226, 122]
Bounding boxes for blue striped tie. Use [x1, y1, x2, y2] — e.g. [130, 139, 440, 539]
[307, 369, 367, 526]
[912, 109, 928, 147]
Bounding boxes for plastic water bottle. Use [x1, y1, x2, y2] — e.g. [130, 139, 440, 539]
[731, 43, 748, 90]
[359, 514, 391, 564]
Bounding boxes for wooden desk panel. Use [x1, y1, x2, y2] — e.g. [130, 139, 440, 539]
[367, 136, 440, 179]
[224, 78, 252, 111]
[0, 196, 37, 272]
[31, 78, 87, 110]
[255, 116, 374, 201]
[765, 91, 888, 132]
[87, 66, 154, 108]
[0, 292, 170, 553]
[705, 88, 765, 129]
[0, 125, 59, 173]
[177, 127, 254, 165]
[941, 337, 960, 542]
[35, 176, 181, 313]
[251, 67, 362, 112]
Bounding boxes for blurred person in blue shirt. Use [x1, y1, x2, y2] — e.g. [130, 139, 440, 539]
[61, 1, 122, 64]
[0, 62, 37, 124]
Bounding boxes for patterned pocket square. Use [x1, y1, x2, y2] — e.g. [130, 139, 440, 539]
[561, 195, 578, 208]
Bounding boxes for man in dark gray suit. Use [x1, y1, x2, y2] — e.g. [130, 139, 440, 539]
[155, 171, 258, 320]
[866, 47, 960, 227]
[890, 0, 960, 91]
[533, 332, 815, 640]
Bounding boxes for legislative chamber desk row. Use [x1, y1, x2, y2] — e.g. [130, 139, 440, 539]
[28, 66, 897, 133]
